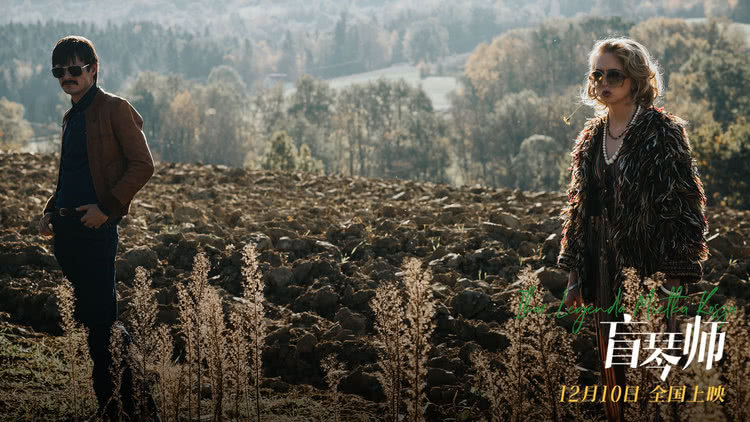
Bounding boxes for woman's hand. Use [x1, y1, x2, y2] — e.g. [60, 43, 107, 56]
[563, 270, 584, 309]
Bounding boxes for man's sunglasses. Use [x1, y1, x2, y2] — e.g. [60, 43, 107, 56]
[51, 64, 92, 78]
[589, 69, 627, 87]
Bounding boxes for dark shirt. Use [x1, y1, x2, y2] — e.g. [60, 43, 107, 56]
[56, 84, 110, 216]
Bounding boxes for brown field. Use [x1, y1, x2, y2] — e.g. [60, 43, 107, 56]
[1, 151, 748, 421]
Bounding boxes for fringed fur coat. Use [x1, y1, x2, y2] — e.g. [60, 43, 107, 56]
[557, 107, 708, 301]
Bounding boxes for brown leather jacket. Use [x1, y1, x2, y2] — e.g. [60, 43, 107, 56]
[43, 88, 154, 224]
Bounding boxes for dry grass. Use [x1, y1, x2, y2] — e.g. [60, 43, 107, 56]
[176, 246, 267, 421]
[137, 243, 267, 421]
[402, 258, 436, 422]
[241, 243, 267, 422]
[10, 247, 743, 421]
[153, 324, 184, 421]
[619, 269, 746, 421]
[107, 323, 127, 421]
[203, 284, 229, 421]
[470, 349, 506, 422]
[0, 326, 92, 420]
[127, 267, 160, 419]
[721, 299, 749, 422]
[371, 279, 406, 422]
[321, 353, 347, 422]
[0, 280, 98, 421]
[621, 269, 673, 422]
[227, 292, 253, 421]
[176, 250, 211, 420]
[3, 243, 390, 421]
[370, 258, 436, 422]
[470, 267, 579, 422]
[675, 359, 727, 422]
[55, 278, 97, 420]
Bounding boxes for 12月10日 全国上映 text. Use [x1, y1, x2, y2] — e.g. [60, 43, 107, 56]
[559, 384, 726, 403]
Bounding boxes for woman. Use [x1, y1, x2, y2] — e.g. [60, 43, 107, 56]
[557, 38, 708, 422]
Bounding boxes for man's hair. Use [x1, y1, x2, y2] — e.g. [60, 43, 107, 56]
[52, 36, 98, 82]
[581, 37, 663, 115]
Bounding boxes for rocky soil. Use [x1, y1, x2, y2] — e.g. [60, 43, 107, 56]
[1, 151, 749, 419]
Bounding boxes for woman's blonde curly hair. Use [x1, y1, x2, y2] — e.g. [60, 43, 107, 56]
[581, 37, 663, 114]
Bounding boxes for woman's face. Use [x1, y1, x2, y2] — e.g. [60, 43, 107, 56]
[592, 52, 633, 107]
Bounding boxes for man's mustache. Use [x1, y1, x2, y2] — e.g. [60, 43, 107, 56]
[62, 80, 77, 86]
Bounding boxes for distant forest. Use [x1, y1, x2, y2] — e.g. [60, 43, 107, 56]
[2, 0, 748, 122]
[1, 1, 749, 207]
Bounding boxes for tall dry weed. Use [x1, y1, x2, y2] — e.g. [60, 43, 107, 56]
[55, 278, 96, 420]
[402, 258, 436, 422]
[470, 270, 530, 422]
[108, 324, 126, 421]
[202, 284, 229, 421]
[722, 299, 748, 422]
[470, 349, 506, 422]
[672, 357, 726, 422]
[371, 280, 406, 422]
[240, 243, 267, 421]
[621, 269, 670, 422]
[371, 258, 436, 422]
[227, 243, 266, 421]
[153, 324, 184, 422]
[127, 267, 160, 419]
[321, 353, 347, 422]
[471, 267, 578, 422]
[177, 250, 211, 420]
[226, 316, 251, 420]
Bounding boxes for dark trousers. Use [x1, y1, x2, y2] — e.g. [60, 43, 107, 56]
[51, 213, 134, 416]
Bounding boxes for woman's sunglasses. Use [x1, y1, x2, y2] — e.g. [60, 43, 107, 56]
[589, 69, 627, 87]
[51, 64, 92, 78]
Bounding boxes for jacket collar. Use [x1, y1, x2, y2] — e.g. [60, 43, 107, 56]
[63, 86, 104, 125]
[70, 83, 99, 113]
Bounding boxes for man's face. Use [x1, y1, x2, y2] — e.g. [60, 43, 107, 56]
[53, 56, 97, 100]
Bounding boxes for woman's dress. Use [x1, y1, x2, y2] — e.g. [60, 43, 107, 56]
[586, 126, 626, 422]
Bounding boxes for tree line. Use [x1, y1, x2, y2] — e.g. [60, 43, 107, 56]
[2, 14, 749, 207]
[126, 71, 451, 183]
[124, 14, 750, 208]
[451, 15, 750, 206]
[3, 0, 749, 122]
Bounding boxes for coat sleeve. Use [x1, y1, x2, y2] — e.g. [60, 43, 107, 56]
[108, 98, 155, 211]
[649, 120, 708, 282]
[558, 128, 591, 273]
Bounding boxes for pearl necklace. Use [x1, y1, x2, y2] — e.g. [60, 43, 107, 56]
[603, 104, 640, 166]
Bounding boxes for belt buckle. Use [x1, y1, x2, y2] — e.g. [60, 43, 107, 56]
[58, 207, 76, 217]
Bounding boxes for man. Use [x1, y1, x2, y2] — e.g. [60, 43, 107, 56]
[37, 35, 155, 418]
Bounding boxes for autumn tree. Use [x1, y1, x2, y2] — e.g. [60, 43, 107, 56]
[511, 134, 567, 191]
[197, 81, 253, 166]
[0, 97, 33, 150]
[262, 131, 297, 172]
[207, 65, 247, 91]
[690, 118, 750, 208]
[161, 90, 199, 163]
[677, 44, 750, 127]
[403, 19, 450, 64]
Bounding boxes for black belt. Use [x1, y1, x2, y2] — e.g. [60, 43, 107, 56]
[56, 207, 86, 217]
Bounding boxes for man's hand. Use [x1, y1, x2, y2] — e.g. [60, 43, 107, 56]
[77, 204, 109, 228]
[38, 213, 54, 236]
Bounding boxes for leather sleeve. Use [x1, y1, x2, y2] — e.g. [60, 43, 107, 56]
[108, 99, 155, 209]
